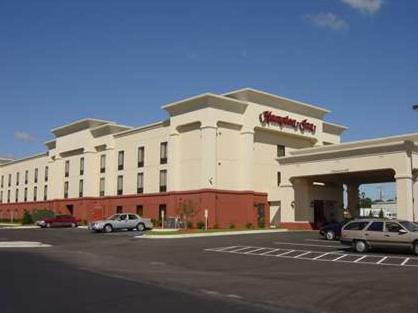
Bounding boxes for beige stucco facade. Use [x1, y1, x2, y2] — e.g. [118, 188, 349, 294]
[0, 88, 416, 227]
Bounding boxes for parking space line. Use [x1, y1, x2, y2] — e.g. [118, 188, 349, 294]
[205, 245, 418, 268]
[332, 254, 347, 261]
[260, 248, 280, 255]
[274, 242, 345, 249]
[244, 248, 265, 254]
[313, 253, 330, 260]
[354, 255, 367, 263]
[294, 251, 312, 258]
[275, 250, 295, 256]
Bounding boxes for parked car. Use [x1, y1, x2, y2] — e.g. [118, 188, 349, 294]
[319, 221, 344, 240]
[89, 213, 153, 233]
[36, 214, 80, 228]
[340, 218, 418, 254]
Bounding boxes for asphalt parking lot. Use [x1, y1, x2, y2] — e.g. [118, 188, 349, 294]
[1, 227, 417, 313]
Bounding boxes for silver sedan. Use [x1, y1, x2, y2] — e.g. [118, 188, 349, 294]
[89, 213, 153, 233]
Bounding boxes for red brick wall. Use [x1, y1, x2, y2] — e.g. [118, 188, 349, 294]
[0, 189, 269, 229]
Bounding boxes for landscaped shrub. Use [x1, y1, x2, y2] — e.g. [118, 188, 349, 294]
[245, 223, 253, 229]
[213, 223, 219, 229]
[258, 217, 265, 229]
[22, 211, 33, 225]
[31, 209, 55, 222]
[228, 223, 235, 229]
[196, 221, 205, 229]
[186, 221, 193, 229]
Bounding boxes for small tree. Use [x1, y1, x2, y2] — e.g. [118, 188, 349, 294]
[368, 210, 374, 218]
[177, 200, 199, 229]
[379, 209, 385, 218]
[22, 211, 33, 225]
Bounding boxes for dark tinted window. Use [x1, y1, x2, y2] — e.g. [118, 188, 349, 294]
[367, 222, 383, 232]
[344, 221, 369, 231]
[128, 214, 138, 220]
[386, 222, 403, 233]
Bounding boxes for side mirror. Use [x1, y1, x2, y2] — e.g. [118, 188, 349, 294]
[399, 229, 407, 235]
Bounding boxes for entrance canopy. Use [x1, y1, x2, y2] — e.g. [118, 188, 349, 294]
[278, 133, 418, 222]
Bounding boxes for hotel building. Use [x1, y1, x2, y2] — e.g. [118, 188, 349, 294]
[0, 88, 417, 228]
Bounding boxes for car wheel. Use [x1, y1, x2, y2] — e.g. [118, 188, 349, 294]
[353, 240, 368, 253]
[413, 242, 418, 255]
[325, 230, 336, 241]
[103, 224, 113, 233]
[46, 223, 51, 228]
[137, 223, 145, 232]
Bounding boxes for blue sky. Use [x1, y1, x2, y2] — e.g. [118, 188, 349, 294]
[0, 0, 417, 199]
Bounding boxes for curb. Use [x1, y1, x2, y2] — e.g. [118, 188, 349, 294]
[135, 229, 288, 239]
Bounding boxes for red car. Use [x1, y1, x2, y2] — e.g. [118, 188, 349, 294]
[36, 215, 80, 228]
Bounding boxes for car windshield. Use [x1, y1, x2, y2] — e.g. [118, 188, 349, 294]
[106, 214, 121, 220]
[399, 221, 418, 232]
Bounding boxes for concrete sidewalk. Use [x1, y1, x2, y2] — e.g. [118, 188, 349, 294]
[136, 229, 288, 239]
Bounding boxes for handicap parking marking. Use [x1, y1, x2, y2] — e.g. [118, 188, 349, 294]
[204, 245, 418, 268]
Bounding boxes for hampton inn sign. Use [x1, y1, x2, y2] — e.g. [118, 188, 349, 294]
[259, 111, 317, 133]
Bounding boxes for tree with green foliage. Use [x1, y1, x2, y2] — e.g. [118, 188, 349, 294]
[22, 211, 33, 225]
[379, 209, 385, 218]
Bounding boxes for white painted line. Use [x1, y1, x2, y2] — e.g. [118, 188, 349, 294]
[274, 241, 344, 249]
[260, 248, 281, 255]
[354, 255, 367, 263]
[212, 246, 240, 252]
[313, 253, 330, 260]
[294, 251, 312, 258]
[0, 241, 51, 248]
[332, 254, 348, 261]
[228, 246, 254, 253]
[376, 257, 388, 264]
[401, 258, 410, 266]
[275, 249, 295, 257]
[244, 248, 265, 254]
[306, 239, 343, 244]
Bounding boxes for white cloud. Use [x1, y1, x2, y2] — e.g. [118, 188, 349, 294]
[341, 0, 384, 14]
[14, 131, 35, 142]
[305, 13, 349, 31]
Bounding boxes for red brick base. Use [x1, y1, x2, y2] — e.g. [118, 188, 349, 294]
[0, 189, 269, 229]
[279, 222, 315, 230]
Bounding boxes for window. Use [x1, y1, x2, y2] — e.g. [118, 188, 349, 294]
[116, 206, 123, 214]
[44, 185, 48, 201]
[137, 173, 144, 194]
[99, 178, 105, 197]
[159, 204, 167, 220]
[100, 154, 106, 173]
[277, 145, 286, 157]
[0, 175, 3, 188]
[159, 170, 167, 192]
[16, 172, 20, 186]
[7, 190, 11, 203]
[64, 161, 70, 178]
[117, 175, 123, 195]
[25, 170, 28, 184]
[8, 174, 11, 187]
[15, 189, 19, 202]
[128, 214, 138, 220]
[138, 147, 145, 167]
[45, 166, 49, 182]
[34, 168, 38, 183]
[160, 142, 168, 164]
[24, 188, 28, 202]
[64, 182, 69, 199]
[118, 151, 124, 170]
[80, 157, 84, 176]
[33, 186, 37, 202]
[277, 172, 281, 186]
[0, 191, 2, 203]
[79, 179, 84, 198]
[367, 222, 383, 232]
[136, 205, 143, 216]
[386, 222, 404, 233]
[344, 221, 369, 231]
